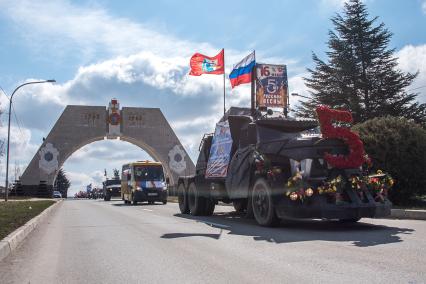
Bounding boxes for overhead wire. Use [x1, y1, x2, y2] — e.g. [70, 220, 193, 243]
[0, 85, 26, 145]
[11, 103, 26, 141]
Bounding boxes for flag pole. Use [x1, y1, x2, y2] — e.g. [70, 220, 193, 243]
[223, 48, 226, 116]
[251, 50, 256, 117]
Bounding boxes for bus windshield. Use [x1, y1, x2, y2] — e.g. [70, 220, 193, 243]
[133, 165, 164, 181]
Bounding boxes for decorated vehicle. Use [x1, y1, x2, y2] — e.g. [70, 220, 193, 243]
[121, 161, 168, 205]
[177, 106, 392, 226]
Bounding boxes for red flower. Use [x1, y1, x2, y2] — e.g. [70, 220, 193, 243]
[316, 105, 369, 169]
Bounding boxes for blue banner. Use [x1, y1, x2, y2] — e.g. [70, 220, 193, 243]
[205, 121, 233, 178]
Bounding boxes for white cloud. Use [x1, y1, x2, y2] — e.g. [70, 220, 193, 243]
[320, 0, 347, 8]
[65, 170, 100, 196]
[422, 1, 426, 14]
[0, 0, 214, 61]
[397, 44, 426, 103]
[0, 0, 307, 191]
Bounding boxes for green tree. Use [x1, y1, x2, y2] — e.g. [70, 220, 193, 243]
[54, 168, 71, 198]
[353, 117, 426, 205]
[296, 0, 425, 125]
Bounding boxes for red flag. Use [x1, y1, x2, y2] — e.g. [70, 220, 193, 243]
[189, 49, 224, 76]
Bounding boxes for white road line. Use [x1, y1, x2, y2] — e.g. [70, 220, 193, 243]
[142, 209, 153, 212]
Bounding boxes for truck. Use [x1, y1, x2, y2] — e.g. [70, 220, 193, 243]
[121, 161, 168, 205]
[177, 106, 392, 226]
[103, 178, 121, 201]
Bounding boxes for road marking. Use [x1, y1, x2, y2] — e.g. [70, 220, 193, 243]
[198, 221, 230, 229]
[142, 209, 153, 212]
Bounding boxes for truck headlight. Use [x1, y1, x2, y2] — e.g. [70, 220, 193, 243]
[136, 186, 142, 191]
[162, 186, 168, 191]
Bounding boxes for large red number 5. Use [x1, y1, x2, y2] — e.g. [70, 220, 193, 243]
[316, 105, 369, 169]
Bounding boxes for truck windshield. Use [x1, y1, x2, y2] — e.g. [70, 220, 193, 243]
[105, 179, 121, 186]
[133, 165, 164, 181]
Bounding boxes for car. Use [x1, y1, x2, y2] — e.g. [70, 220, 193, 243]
[52, 190, 62, 198]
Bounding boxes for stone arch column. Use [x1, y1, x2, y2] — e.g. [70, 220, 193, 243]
[19, 103, 194, 195]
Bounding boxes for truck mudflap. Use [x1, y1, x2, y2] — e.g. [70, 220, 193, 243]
[273, 188, 392, 220]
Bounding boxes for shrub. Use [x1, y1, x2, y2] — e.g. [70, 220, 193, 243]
[353, 116, 426, 205]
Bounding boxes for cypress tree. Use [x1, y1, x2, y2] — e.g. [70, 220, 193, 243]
[54, 168, 71, 198]
[296, 0, 425, 125]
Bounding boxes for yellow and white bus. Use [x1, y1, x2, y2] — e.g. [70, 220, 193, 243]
[121, 161, 168, 205]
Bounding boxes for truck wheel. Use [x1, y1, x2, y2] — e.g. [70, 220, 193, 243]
[132, 194, 137, 205]
[105, 195, 111, 201]
[204, 199, 215, 216]
[178, 183, 189, 214]
[188, 183, 206, 216]
[245, 195, 254, 219]
[233, 200, 247, 213]
[252, 178, 278, 227]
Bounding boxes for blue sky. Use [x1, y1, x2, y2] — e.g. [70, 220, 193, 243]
[0, 0, 425, 195]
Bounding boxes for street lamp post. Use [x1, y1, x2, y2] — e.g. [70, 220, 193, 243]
[4, 80, 55, 201]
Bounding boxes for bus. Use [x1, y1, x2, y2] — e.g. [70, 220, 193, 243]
[121, 161, 168, 205]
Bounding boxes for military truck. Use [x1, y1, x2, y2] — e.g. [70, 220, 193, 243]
[103, 178, 121, 201]
[177, 107, 392, 226]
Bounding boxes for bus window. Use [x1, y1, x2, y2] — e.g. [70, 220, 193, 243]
[133, 165, 164, 181]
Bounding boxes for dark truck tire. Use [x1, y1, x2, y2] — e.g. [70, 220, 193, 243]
[178, 183, 189, 214]
[188, 182, 206, 216]
[252, 178, 278, 227]
[233, 199, 247, 213]
[245, 195, 254, 219]
[204, 199, 215, 216]
[104, 195, 111, 201]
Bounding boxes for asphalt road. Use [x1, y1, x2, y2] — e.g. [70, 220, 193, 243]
[0, 199, 425, 284]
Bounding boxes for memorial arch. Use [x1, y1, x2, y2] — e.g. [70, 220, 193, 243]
[18, 99, 195, 196]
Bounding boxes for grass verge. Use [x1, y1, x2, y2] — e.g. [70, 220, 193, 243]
[0, 200, 55, 240]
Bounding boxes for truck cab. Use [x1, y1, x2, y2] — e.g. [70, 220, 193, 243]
[103, 178, 121, 201]
[121, 161, 168, 205]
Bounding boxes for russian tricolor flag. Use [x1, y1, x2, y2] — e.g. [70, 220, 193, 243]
[229, 52, 255, 88]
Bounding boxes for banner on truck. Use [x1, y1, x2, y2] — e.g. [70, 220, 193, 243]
[256, 64, 288, 108]
[205, 121, 233, 178]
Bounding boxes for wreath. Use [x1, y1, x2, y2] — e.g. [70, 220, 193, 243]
[316, 105, 370, 169]
[108, 112, 121, 125]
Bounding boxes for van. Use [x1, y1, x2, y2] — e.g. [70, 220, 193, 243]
[121, 161, 168, 205]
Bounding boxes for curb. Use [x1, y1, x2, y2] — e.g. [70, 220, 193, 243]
[0, 199, 63, 262]
[390, 209, 426, 220]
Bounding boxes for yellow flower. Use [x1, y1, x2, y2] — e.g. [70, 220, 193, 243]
[332, 186, 337, 192]
[377, 169, 383, 174]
